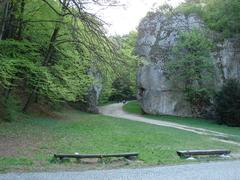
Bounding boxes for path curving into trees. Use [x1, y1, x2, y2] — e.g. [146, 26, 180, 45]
[99, 103, 240, 146]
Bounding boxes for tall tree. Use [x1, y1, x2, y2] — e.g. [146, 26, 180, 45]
[21, 0, 119, 111]
[166, 30, 214, 115]
[0, 0, 120, 120]
[0, 0, 10, 40]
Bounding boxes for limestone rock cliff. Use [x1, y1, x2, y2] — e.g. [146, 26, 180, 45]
[136, 12, 240, 117]
[71, 68, 102, 113]
[85, 68, 102, 113]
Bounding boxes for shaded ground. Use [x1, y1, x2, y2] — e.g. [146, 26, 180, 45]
[1, 160, 240, 180]
[0, 135, 42, 157]
[99, 103, 240, 146]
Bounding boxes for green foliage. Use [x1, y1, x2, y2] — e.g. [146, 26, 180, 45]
[155, 4, 174, 15]
[0, 40, 40, 60]
[107, 31, 139, 101]
[0, 42, 90, 103]
[0, 40, 41, 88]
[0, 58, 18, 88]
[203, 0, 240, 37]
[166, 30, 214, 114]
[0, 0, 119, 114]
[176, 0, 240, 37]
[147, 3, 174, 17]
[215, 79, 240, 127]
[109, 76, 136, 101]
[176, 1, 203, 16]
[1, 96, 21, 122]
[99, 79, 112, 104]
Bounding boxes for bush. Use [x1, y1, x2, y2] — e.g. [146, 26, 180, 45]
[215, 79, 240, 126]
[0, 96, 21, 122]
[109, 77, 136, 102]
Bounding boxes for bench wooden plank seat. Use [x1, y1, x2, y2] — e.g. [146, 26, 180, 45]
[54, 152, 139, 160]
[177, 149, 231, 158]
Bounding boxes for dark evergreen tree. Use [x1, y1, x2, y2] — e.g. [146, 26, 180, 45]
[215, 79, 240, 126]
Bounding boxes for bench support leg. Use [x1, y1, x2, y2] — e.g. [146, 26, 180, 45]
[125, 156, 137, 160]
[76, 158, 82, 163]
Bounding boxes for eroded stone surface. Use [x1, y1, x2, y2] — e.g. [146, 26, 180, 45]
[71, 68, 102, 113]
[136, 12, 240, 117]
[84, 68, 102, 113]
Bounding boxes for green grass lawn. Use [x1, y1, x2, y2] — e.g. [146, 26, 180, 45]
[123, 101, 240, 138]
[0, 109, 239, 172]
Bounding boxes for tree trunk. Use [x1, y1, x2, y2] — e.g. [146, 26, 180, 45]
[43, 0, 67, 65]
[17, 0, 25, 40]
[43, 26, 60, 65]
[22, 27, 61, 112]
[3, 0, 25, 40]
[4, 78, 14, 102]
[22, 87, 36, 112]
[22, 1, 66, 112]
[0, 0, 10, 40]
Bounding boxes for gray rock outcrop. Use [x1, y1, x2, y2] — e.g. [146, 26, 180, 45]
[213, 38, 240, 86]
[136, 12, 240, 117]
[71, 68, 102, 113]
[84, 68, 102, 113]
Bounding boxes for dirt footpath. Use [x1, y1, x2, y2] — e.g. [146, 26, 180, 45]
[99, 103, 240, 146]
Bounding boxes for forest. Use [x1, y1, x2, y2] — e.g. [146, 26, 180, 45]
[0, 0, 138, 121]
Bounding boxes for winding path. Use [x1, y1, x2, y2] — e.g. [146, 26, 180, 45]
[99, 103, 240, 146]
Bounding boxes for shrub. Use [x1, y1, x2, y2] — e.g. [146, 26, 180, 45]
[109, 77, 136, 102]
[0, 95, 21, 122]
[215, 79, 240, 126]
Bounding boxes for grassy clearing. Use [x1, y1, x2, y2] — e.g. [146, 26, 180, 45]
[0, 109, 239, 173]
[123, 101, 142, 114]
[123, 101, 240, 138]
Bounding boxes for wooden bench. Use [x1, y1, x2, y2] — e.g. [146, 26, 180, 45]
[177, 149, 231, 158]
[54, 152, 139, 161]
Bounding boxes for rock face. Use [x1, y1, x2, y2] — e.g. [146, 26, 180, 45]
[84, 68, 102, 113]
[214, 39, 240, 86]
[71, 68, 102, 113]
[136, 12, 240, 117]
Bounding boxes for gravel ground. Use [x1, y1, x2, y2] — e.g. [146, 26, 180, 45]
[1, 160, 240, 180]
